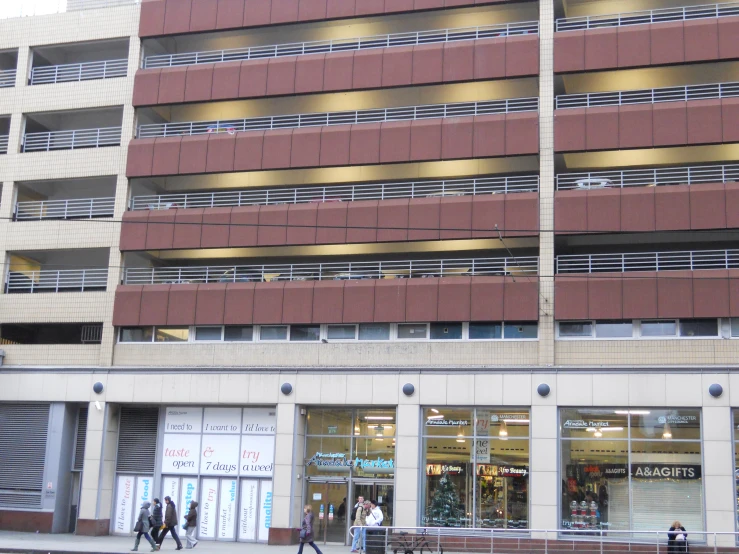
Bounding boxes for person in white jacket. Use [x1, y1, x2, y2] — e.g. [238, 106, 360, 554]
[365, 500, 383, 527]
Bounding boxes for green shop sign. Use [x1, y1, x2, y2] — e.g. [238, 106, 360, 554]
[306, 452, 394, 470]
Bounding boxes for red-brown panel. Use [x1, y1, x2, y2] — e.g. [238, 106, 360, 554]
[652, 102, 688, 147]
[271, 0, 299, 23]
[120, 211, 149, 251]
[657, 271, 693, 319]
[294, 54, 325, 94]
[554, 190, 588, 234]
[441, 117, 473, 160]
[693, 270, 730, 318]
[163, 0, 192, 35]
[585, 28, 618, 70]
[379, 121, 412, 163]
[356, 0, 384, 16]
[554, 31, 585, 73]
[216, 0, 245, 29]
[342, 280, 375, 323]
[417, 0, 443, 7]
[620, 187, 656, 233]
[320, 125, 351, 166]
[619, 104, 653, 149]
[139, 285, 171, 326]
[719, 16, 739, 59]
[690, 182, 726, 230]
[195, 283, 227, 325]
[374, 279, 407, 322]
[386, 0, 412, 9]
[406, 278, 439, 322]
[723, 98, 739, 143]
[290, 127, 322, 168]
[211, 61, 241, 100]
[184, 64, 214, 103]
[349, 123, 381, 165]
[503, 279, 538, 321]
[618, 25, 651, 68]
[145, 209, 176, 250]
[238, 59, 269, 98]
[437, 277, 471, 321]
[139, 0, 166, 37]
[687, 99, 723, 145]
[234, 131, 264, 171]
[655, 185, 690, 231]
[588, 275, 623, 320]
[312, 280, 344, 323]
[684, 18, 719, 62]
[554, 276, 588, 320]
[554, 109, 586, 152]
[201, 207, 231, 248]
[224, 283, 255, 324]
[471, 194, 504, 238]
[316, 202, 348, 244]
[326, 0, 355, 18]
[353, 50, 384, 90]
[152, 137, 182, 176]
[504, 192, 538, 237]
[409, 119, 442, 161]
[262, 129, 293, 169]
[472, 114, 505, 157]
[178, 136, 208, 175]
[474, 38, 505, 79]
[189, 0, 218, 31]
[408, 197, 440, 241]
[282, 281, 314, 323]
[133, 69, 161, 106]
[443, 41, 474, 83]
[470, 276, 504, 321]
[412, 43, 443, 84]
[127, 139, 156, 177]
[286, 203, 318, 245]
[585, 106, 619, 151]
[113, 285, 143, 326]
[382, 46, 413, 87]
[205, 133, 236, 173]
[266, 56, 297, 96]
[377, 198, 409, 242]
[167, 285, 198, 325]
[726, 182, 739, 229]
[157, 67, 187, 105]
[229, 205, 260, 247]
[172, 208, 203, 249]
[252, 282, 285, 324]
[346, 200, 378, 243]
[587, 188, 620, 232]
[323, 52, 354, 91]
[257, 204, 288, 245]
[506, 35, 539, 77]
[651, 21, 685, 65]
[298, 0, 327, 20]
[505, 112, 538, 156]
[730, 270, 739, 316]
[439, 196, 472, 239]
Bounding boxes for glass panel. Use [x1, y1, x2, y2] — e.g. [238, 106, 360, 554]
[595, 321, 633, 338]
[224, 326, 253, 341]
[328, 325, 356, 340]
[355, 409, 397, 436]
[469, 323, 502, 340]
[290, 325, 320, 341]
[352, 437, 395, 479]
[503, 322, 537, 339]
[430, 323, 462, 340]
[155, 327, 189, 342]
[732, 318, 739, 337]
[475, 410, 529, 438]
[260, 326, 288, 340]
[195, 326, 222, 341]
[423, 408, 473, 437]
[307, 409, 354, 436]
[306, 482, 348, 544]
[304, 435, 353, 477]
[423, 437, 473, 528]
[358, 323, 390, 340]
[679, 319, 718, 337]
[559, 322, 593, 337]
[398, 323, 428, 339]
[641, 320, 677, 337]
[120, 327, 153, 342]
[630, 410, 701, 441]
[560, 409, 629, 439]
[476, 447, 529, 529]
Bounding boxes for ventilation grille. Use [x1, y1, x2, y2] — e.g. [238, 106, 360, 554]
[0, 492, 42, 509]
[116, 407, 159, 473]
[73, 407, 88, 471]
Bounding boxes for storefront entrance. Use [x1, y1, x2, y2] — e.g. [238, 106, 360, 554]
[352, 481, 394, 527]
[306, 480, 348, 544]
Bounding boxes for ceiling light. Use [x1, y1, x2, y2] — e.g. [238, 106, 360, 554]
[427, 415, 444, 420]
[431, 408, 439, 414]
[365, 416, 394, 420]
[594, 429, 603, 438]
[614, 410, 651, 415]
[662, 423, 672, 440]
[502, 419, 529, 423]
[601, 427, 624, 432]
[499, 420, 508, 439]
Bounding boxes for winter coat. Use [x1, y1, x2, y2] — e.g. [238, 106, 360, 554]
[137, 502, 152, 533]
[366, 506, 383, 526]
[185, 501, 199, 526]
[354, 505, 367, 526]
[668, 526, 688, 554]
[300, 512, 315, 543]
[164, 501, 178, 527]
[151, 502, 163, 527]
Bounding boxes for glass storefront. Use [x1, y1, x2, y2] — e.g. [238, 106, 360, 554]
[733, 410, 739, 531]
[560, 408, 703, 534]
[422, 408, 530, 529]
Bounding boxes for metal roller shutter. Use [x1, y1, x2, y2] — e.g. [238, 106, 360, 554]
[0, 403, 50, 509]
[116, 407, 159, 473]
[73, 407, 88, 471]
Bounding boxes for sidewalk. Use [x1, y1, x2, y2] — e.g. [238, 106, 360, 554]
[0, 532, 348, 554]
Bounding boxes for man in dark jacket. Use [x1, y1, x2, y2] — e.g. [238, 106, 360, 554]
[150, 498, 163, 544]
[155, 496, 182, 550]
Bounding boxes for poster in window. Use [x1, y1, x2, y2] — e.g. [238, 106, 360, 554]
[135, 476, 153, 510]
[201, 434, 240, 475]
[114, 475, 135, 535]
[161, 433, 201, 474]
[179, 477, 198, 528]
[164, 407, 203, 434]
[240, 435, 275, 477]
[475, 440, 490, 463]
[242, 408, 277, 435]
[258, 481, 273, 542]
[199, 478, 219, 539]
[203, 407, 242, 434]
[238, 480, 259, 541]
[218, 478, 238, 540]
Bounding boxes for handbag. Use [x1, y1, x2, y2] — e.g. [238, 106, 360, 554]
[134, 521, 143, 533]
[299, 529, 307, 539]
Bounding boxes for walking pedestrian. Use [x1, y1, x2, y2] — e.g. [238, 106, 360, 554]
[150, 498, 163, 544]
[297, 505, 324, 554]
[350, 498, 367, 552]
[184, 501, 198, 549]
[668, 521, 688, 554]
[155, 496, 183, 550]
[131, 501, 157, 552]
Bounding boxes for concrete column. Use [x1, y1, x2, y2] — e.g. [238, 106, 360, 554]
[395, 404, 420, 527]
[0, 180, 16, 219]
[268, 401, 301, 543]
[43, 403, 78, 533]
[529, 375, 559, 532]
[702, 403, 735, 544]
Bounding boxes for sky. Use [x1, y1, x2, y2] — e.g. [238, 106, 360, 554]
[0, 0, 68, 19]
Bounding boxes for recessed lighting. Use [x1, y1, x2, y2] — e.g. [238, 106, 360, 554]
[426, 415, 444, 420]
[365, 416, 394, 420]
[431, 408, 439, 413]
[614, 410, 650, 415]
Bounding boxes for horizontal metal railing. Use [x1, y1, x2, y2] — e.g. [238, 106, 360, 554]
[556, 249, 739, 273]
[556, 163, 739, 189]
[143, 21, 539, 69]
[0, 68, 16, 87]
[5, 268, 108, 293]
[556, 81, 739, 109]
[123, 256, 539, 285]
[15, 197, 116, 220]
[22, 126, 122, 152]
[30, 58, 127, 85]
[137, 98, 539, 138]
[0, 135, 8, 155]
[130, 175, 540, 210]
[556, 1, 739, 31]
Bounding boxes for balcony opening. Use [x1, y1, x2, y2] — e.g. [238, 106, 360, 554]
[0, 323, 103, 345]
[22, 107, 122, 152]
[0, 49, 17, 88]
[30, 39, 129, 86]
[0, 115, 10, 154]
[6, 248, 109, 293]
[14, 176, 117, 221]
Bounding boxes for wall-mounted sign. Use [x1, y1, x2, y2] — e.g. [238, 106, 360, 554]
[563, 420, 612, 429]
[243, 408, 277, 435]
[477, 465, 529, 478]
[203, 408, 242, 434]
[426, 464, 464, 476]
[305, 452, 394, 471]
[657, 414, 697, 425]
[201, 434, 240, 475]
[426, 419, 470, 427]
[490, 413, 529, 422]
[165, 408, 203, 434]
[631, 464, 701, 480]
[581, 464, 628, 477]
[327, 426, 338, 434]
[238, 480, 258, 541]
[161, 434, 201, 474]
[241, 435, 275, 477]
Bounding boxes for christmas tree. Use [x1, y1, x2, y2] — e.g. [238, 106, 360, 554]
[426, 473, 464, 526]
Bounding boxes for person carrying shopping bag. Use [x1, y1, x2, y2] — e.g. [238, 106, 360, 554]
[155, 496, 183, 550]
[131, 501, 157, 552]
[297, 505, 324, 554]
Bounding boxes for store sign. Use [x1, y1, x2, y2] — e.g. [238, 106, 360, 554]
[563, 420, 612, 429]
[582, 464, 628, 477]
[218, 478, 238, 540]
[242, 408, 276, 435]
[631, 464, 701, 479]
[475, 440, 490, 463]
[490, 413, 528, 422]
[238, 480, 259, 541]
[201, 434, 240, 475]
[426, 464, 464, 476]
[161, 434, 201, 474]
[165, 408, 203, 433]
[426, 419, 470, 427]
[477, 465, 529, 478]
[259, 482, 272, 543]
[199, 478, 218, 539]
[241, 435, 275, 477]
[305, 452, 394, 470]
[114, 475, 135, 534]
[203, 407, 242, 434]
[657, 415, 697, 425]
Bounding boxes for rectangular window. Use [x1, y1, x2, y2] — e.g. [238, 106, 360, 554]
[679, 319, 718, 337]
[504, 322, 537, 339]
[398, 323, 428, 339]
[120, 327, 153, 343]
[559, 322, 593, 337]
[224, 326, 253, 342]
[595, 321, 633, 338]
[641, 320, 677, 337]
[259, 326, 288, 341]
[732, 318, 739, 337]
[195, 327, 222, 341]
[468, 323, 502, 340]
[358, 323, 390, 340]
[430, 323, 462, 340]
[290, 325, 320, 342]
[155, 327, 189, 342]
[327, 325, 357, 340]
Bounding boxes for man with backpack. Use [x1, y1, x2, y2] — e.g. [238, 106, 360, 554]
[350, 496, 365, 552]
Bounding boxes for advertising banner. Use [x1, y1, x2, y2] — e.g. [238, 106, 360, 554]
[238, 480, 259, 541]
[475, 440, 490, 463]
[201, 434, 240, 476]
[199, 479, 219, 539]
[218, 478, 238, 540]
[114, 475, 135, 535]
[135, 476, 153, 511]
[203, 408, 242, 434]
[242, 408, 277, 434]
[164, 407, 203, 434]
[179, 477, 198, 525]
[240, 435, 275, 477]
[258, 480, 272, 543]
[161, 434, 201, 474]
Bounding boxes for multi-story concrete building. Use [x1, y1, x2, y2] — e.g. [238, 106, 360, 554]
[1, 0, 739, 546]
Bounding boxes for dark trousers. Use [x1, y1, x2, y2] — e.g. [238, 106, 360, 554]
[298, 541, 323, 554]
[157, 526, 182, 548]
[150, 526, 160, 543]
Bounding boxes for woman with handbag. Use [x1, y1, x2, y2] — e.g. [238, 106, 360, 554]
[131, 501, 157, 552]
[184, 501, 198, 549]
[297, 505, 324, 554]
